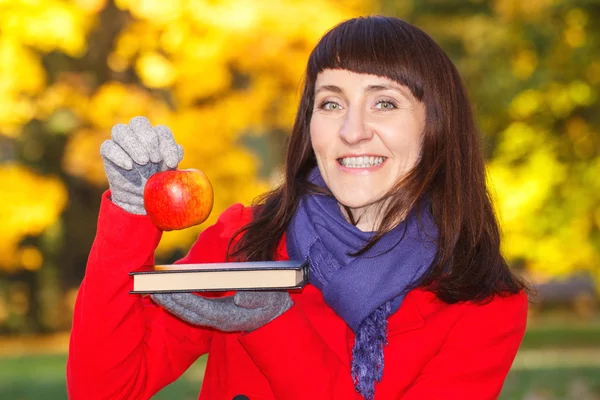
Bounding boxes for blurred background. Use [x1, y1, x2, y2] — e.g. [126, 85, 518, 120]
[0, 0, 599, 399]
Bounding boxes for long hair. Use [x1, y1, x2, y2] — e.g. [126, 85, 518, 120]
[230, 16, 528, 302]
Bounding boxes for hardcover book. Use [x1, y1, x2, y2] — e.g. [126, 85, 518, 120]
[130, 260, 309, 293]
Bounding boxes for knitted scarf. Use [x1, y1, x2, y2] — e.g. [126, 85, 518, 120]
[286, 168, 438, 399]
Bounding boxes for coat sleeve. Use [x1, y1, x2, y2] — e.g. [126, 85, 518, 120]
[66, 191, 243, 400]
[400, 291, 529, 400]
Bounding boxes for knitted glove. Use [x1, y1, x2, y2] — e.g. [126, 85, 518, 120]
[100, 116, 183, 215]
[151, 291, 293, 332]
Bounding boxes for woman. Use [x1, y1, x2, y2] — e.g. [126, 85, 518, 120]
[67, 16, 529, 400]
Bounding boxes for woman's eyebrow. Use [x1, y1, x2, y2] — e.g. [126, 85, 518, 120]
[315, 85, 342, 95]
[366, 84, 412, 99]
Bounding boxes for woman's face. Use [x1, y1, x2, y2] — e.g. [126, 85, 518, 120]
[310, 69, 426, 230]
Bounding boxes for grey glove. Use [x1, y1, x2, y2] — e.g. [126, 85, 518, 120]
[151, 291, 293, 332]
[100, 116, 183, 215]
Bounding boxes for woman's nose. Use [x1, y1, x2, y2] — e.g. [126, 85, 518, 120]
[338, 108, 372, 145]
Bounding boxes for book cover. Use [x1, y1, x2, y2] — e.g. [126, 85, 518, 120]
[129, 260, 309, 294]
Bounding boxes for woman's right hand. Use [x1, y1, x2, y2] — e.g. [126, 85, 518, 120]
[100, 116, 183, 215]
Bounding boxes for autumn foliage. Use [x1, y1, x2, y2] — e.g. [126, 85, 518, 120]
[0, 0, 598, 332]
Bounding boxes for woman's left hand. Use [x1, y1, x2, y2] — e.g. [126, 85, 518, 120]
[150, 291, 293, 332]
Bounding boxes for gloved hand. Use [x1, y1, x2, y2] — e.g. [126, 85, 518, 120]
[151, 291, 293, 332]
[100, 116, 183, 215]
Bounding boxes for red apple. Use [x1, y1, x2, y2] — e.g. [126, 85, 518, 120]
[143, 168, 214, 231]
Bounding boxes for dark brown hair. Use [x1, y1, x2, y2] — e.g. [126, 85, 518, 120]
[230, 16, 528, 303]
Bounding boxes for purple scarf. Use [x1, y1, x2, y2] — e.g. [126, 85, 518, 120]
[286, 168, 438, 399]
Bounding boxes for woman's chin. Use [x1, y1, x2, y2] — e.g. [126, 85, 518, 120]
[335, 197, 383, 212]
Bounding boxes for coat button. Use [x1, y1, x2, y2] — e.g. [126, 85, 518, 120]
[232, 396, 249, 400]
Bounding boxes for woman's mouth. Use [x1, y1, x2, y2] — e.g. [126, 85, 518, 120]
[337, 156, 387, 169]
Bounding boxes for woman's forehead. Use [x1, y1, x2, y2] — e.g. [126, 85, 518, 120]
[316, 69, 402, 85]
[314, 69, 415, 99]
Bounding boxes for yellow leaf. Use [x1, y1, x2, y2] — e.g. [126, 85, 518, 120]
[19, 246, 43, 271]
[511, 49, 538, 80]
[0, 165, 67, 270]
[62, 128, 109, 186]
[136, 52, 177, 88]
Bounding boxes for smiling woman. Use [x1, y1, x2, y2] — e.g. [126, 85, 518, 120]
[310, 70, 426, 231]
[68, 15, 530, 400]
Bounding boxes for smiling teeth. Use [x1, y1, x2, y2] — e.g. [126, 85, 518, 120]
[339, 156, 385, 168]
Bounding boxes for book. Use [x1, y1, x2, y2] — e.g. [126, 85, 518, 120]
[129, 260, 309, 294]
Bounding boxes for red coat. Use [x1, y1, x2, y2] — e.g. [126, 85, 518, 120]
[67, 191, 528, 400]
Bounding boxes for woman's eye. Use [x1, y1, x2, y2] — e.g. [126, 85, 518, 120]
[374, 101, 397, 110]
[320, 101, 341, 111]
